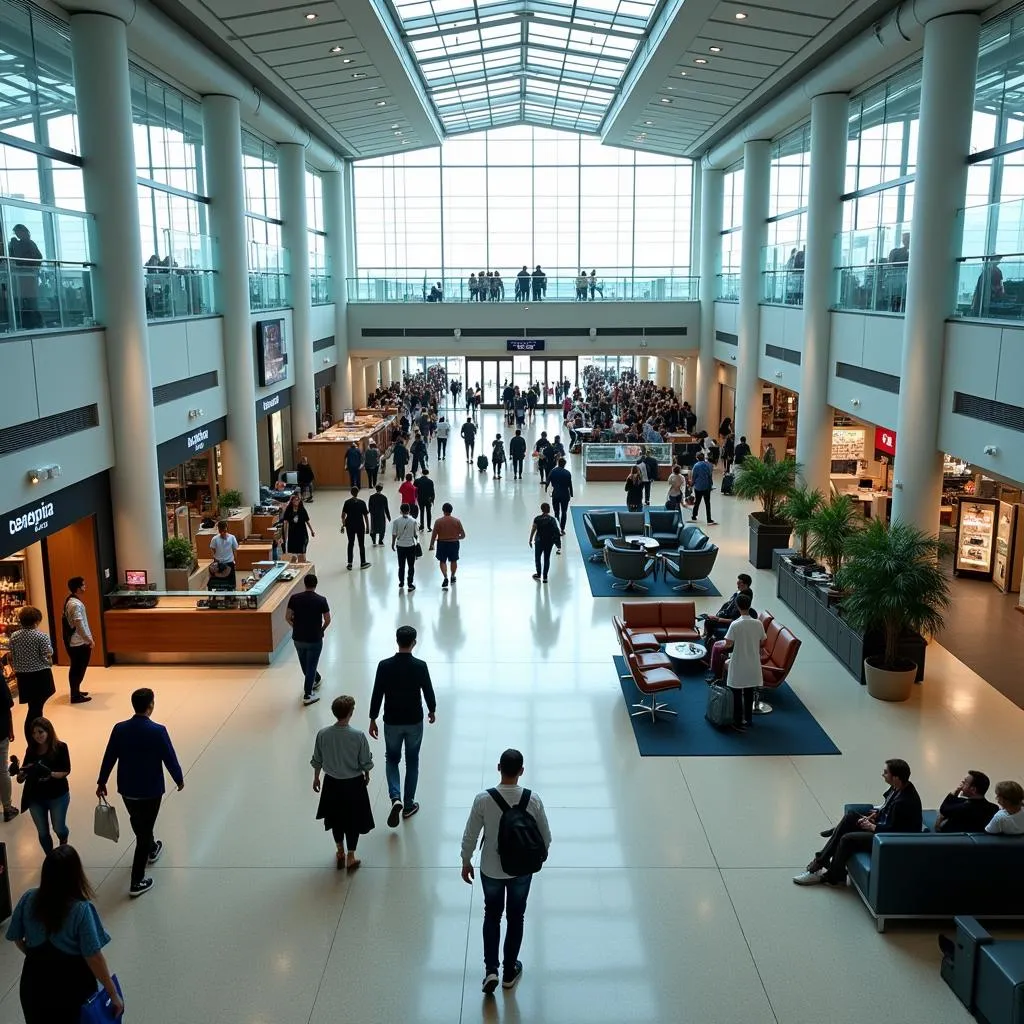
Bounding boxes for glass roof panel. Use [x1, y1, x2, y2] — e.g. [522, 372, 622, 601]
[383, 0, 663, 135]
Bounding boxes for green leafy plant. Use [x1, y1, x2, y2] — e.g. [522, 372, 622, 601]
[837, 518, 951, 670]
[732, 456, 800, 522]
[218, 488, 243, 513]
[163, 536, 196, 570]
[807, 494, 864, 578]
[778, 484, 825, 559]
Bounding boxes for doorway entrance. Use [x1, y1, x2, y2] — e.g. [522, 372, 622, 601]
[465, 357, 577, 407]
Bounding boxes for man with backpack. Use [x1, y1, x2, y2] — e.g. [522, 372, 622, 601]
[461, 748, 551, 995]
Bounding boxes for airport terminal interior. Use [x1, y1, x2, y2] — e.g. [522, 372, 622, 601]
[2, 0, 1024, 1022]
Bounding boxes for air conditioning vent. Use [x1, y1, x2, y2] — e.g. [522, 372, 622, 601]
[835, 362, 900, 394]
[765, 343, 801, 365]
[0, 404, 100, 457]
[313, 336, 334, 352]
[715, 330, 738, 346]
[953, 392, 1024, 433]
[152, 371, 218, 406]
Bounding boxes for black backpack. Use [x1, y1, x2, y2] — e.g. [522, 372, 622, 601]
[488, 788, 547, 876]
[61, 595, 76, 654]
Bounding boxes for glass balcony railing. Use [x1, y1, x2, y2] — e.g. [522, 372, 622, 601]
[761, 241, 805, 306]
[249, 242, 289, 311]
[144, 231, 217, 321]
[309, 251, 332, 305]
[833, 223, 910, 313]
[0, 202, 98, 335]
[715, 272, 740, 301]
[955, 199, 1024, 321]
[345, 271, 698, 303]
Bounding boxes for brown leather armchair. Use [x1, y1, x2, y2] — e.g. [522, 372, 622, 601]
[626, 652, 681, 722]
[617, 632, 673, 680]
[755, 625, 801, 714]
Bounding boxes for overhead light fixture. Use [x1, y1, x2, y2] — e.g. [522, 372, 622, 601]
[343, 58, 352, 63]
[709, 46, 721, 53]
[695, 58, 708, 64]
[304, 11, 317, 20]
[680, 71, 687, 76]
[660, 97, 672, 104]
[375, 100, 386, 106]
[734, 11, 748, 19]
[390, 124, 399, 129]
[330, 45, 343, 53]
[394, 131, 403, 136]
[644, 120, 653, 125]
[352, 71, 365, 78]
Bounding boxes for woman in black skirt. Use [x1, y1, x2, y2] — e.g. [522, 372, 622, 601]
[311, 695, 374, 871]
[9, 606, 56, 743]
[281, 492, 314, 560]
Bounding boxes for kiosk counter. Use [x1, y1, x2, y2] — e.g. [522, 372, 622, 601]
[296, 415, 396, 487]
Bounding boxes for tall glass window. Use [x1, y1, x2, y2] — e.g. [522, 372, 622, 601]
[243, 131, 286, 310]
[352, 125, 693, 301]
[131, 67, 213, 319]
[305, 167, 329, 303]
[764, 124, 810, 305]
[717, 162, 743, 300]
[0, 0, 95, 333]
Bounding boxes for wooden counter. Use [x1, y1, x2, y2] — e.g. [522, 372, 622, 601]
[296, 415, 395, 487]
[104, 566, 311, 663]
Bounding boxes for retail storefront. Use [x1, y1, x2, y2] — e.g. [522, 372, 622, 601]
[256, 388, 293, 484]
[157, 417, 228, 541]
[1, 472, 116, 678]
[314, 367, 335, 434]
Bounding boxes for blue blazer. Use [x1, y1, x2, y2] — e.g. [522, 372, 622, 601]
[97, 715, 184, 799]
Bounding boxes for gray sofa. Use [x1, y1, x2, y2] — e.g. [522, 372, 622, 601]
[942, 916, 1024, 1024]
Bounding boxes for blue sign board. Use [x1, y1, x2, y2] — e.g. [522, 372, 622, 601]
[507, 339, 545, 352]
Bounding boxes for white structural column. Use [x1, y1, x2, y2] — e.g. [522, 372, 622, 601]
[278, 144, 316, 441]
[697, 167, 723, 433]
[322, 169, 351, 408]
[681, 356, 695, 408]
[381, 361, 392, 387]
[655, 357, 670, 388]
[351, 359, 367, 409]
[364, 361, 377, 399]
[736, 140, 771, 454]
[893, 12, 981, 534]
[202, 94, 260, 502]
[391, 357, 402, 383]
[796, 93, 849, 491]
[69, 13, 166, 585]
[638, 355, 650, 380]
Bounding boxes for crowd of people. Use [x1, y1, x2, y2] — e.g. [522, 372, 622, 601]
[419, 267, 609, 303]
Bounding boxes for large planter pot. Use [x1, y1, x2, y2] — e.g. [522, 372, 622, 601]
[864, 657, 917, 702]
[165, 566, 193, 591]
[748, 513, 793, 570]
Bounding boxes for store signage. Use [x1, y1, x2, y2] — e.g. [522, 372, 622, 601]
[874, 426, 897, 457]
[157, 417, 228, 472]
[507, 339, 545, 352]
[255, 387, 292, 421]
[8, 499, 55, 539]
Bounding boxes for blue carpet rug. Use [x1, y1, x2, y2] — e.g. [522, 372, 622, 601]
[571, 506, 721, 598]
[614, 656, 841, 756]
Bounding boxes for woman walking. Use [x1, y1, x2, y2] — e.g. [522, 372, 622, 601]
[665, 463, 685, 511]
[281, 492, 315, 560]
[624, 466, 645, 512]
[491, 434, 506, 479]
[312, 695, 375, 871]
[18, 717, 72, 853]
[5, 846, 123, 1023]
[8, 606, 55, 744]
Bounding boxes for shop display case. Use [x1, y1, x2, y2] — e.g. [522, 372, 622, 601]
[0, 556, 27, 633]
[582, 442, 671, 481]
[993, 502, 1024, 594]
[955, 498, 999, 578]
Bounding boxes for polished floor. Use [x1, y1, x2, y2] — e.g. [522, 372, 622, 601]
[0, 405, 1019, 1023]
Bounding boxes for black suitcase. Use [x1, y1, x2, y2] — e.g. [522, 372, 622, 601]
[705, 683, 733, 729]
[477, 454, 489, 471]
[721, 472, 735, 496]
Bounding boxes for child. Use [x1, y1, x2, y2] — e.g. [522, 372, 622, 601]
[985, 780, 1024, 834]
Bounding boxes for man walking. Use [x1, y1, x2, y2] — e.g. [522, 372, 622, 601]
[414, 468, 435, 530]
[363, 441, 381, 489]
[96, 687, 184, 898]
[391, 503, 420, 592]
[509, 428, 527, 479]
[62, 577, 93, 704]
[461, 417, 477, 463]
[410, 432, 428, 476]
[689, 452, 717, 525]
[369, 626, 436, 826]
[345, 443, 363, 490]
[435, 416, 450, 460]
[341, 486, 371, 570]
[429, 502, 466, 590]
[528, 502, 561, 582]
[547, 457, 573, 534]
[461, 748, 551, 994]
[285, 572, 330, 706]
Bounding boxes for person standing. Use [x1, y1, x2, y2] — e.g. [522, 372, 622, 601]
[429, 502, 466, 590]
[624, 466, 645, 512]
[435, 416, 450, 460]
[209, 519, 239, 587]
[281, 494, 315, 560]
[368, 626, 436, 827]
[719, 594, 766, 730]
[311, 695, 374, 871]
[368, 484, 391, 546]
[391, 503, 420, 592]
[491, 434, 506, 479]
[733, 435, 751, 467]
[391, 437, 409, 481]
[665, 463, 685, 510]
[689, 452, 716, 525]
[528, 502, 561, 582]
[345, 443, 363, 489]
[461, 748, 551, 995]
[296, 455, 315, 502]
[414, 469, 435, 529]
[5, 846, 123, 1024]
[18, 717, 71, 853]
[285, 572, 330, 707]
[547, 457, 573, 534]
[410, 432, 428, 476]
[509, 428, 527, 479]
[363, 441, 381, 489]
[9, 606, 55, 744]
[341, 486, 371, 571]
[461, 417, 477, 463]
[61, 578, 93, 705]
[96, 687, 185, 898]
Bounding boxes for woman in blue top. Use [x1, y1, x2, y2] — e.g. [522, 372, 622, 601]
[6, 845, 123, 1022]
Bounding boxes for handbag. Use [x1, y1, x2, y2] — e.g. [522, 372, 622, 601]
[93, 797, 119, 843]
[80, 975, 123, 1024]
[413, 542, 423, 558]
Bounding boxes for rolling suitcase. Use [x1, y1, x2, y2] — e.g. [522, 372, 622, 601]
[705, 682, 733, 729]
[477, 454, 489, 472]
[721, 472, 735, 496]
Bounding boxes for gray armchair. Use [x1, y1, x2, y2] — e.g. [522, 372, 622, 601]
[675, 523, 711, 552]
[646, 509, 681, 547]
[615, 510, 647, 538]
[660, 543, 719, 593]
[582, 510, 618, 562]
[604, 538, 657, 592]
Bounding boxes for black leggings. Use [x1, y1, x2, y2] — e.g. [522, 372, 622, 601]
[731, 687, 754, 726]
[331, 826, 359, 849]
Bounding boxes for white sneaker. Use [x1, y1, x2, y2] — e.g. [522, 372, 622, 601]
[302, 694, 320, 706]
[792, 870, 825, 886]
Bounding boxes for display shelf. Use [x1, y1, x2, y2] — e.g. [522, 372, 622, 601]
[0, 556, 27, 633]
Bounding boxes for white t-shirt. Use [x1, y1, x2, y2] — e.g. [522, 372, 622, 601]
[435, 421, 450, 439]
[210, 533, 238, 563]
[985, 807, 1024, 834]
[391, 516, 419, 548]
[725, 616, 765, 689]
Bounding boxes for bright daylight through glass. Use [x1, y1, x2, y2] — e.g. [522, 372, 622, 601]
[386, 0, 661, 135]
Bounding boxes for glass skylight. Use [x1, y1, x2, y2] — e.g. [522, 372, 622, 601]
[385, 0, 661, 135]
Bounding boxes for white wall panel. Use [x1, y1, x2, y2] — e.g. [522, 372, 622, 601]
[184, 318, 225, 374]
[0, 340, 40, 429]
[861, 317, 904, 376]
[310, 303, 335, 341]
[829, 312, 865, 366]
[35, 331, 108, 418]
[994, 328, 1024, 408]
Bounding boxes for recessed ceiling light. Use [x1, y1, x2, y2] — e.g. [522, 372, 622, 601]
[330, 45, 343, 53]
[709, 46, 721, 53]
[375, 100, 387, 106]
[734, 11, 748, 19]
[304, 12, 317, 20]
[695, 58, 708, 64]
[390, 124, 399, 129]
[644, 120, 653, 125]
[666, 85, 674, 90]
[352, 72, 365, 78]
[343, 58, 352, 63]
[660, 97, 672, 104]
[680, 71, 687, 76]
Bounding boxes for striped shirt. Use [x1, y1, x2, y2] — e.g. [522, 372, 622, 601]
[9, 629, 53, 674]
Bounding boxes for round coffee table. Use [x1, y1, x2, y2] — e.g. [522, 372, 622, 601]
[620, 535, 659, 552]
[664, 641, 707, 675]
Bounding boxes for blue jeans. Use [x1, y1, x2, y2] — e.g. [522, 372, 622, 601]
[28, 791, 70, 853]
[294, 640, 323, 697]
[384, 722, 423, 807]
[481, 873, 533, 973]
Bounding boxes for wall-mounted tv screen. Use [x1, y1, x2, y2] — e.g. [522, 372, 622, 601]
[256, 319, 288, 387]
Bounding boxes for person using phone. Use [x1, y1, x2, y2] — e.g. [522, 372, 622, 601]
[18, 717, 71, 853]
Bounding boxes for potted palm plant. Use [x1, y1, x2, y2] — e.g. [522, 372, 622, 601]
[163, 536, 197, 591]
[836, 519, 951, 702]
[807, 494, 863, 579]
[218, 488, 243, 517]
[732, 456, 800, 568]
[778, 484, 824, 564]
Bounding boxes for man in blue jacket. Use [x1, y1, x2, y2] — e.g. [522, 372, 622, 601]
[689, 452, 717, 525]
[96, 687, 184, 899]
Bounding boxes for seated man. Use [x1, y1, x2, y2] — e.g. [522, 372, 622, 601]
[933, 770, 998, 833]
[702, 574, 755, 675]
[793, 758, 922, 887]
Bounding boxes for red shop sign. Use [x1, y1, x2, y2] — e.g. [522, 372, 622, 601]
[874, 426, 896, 457]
